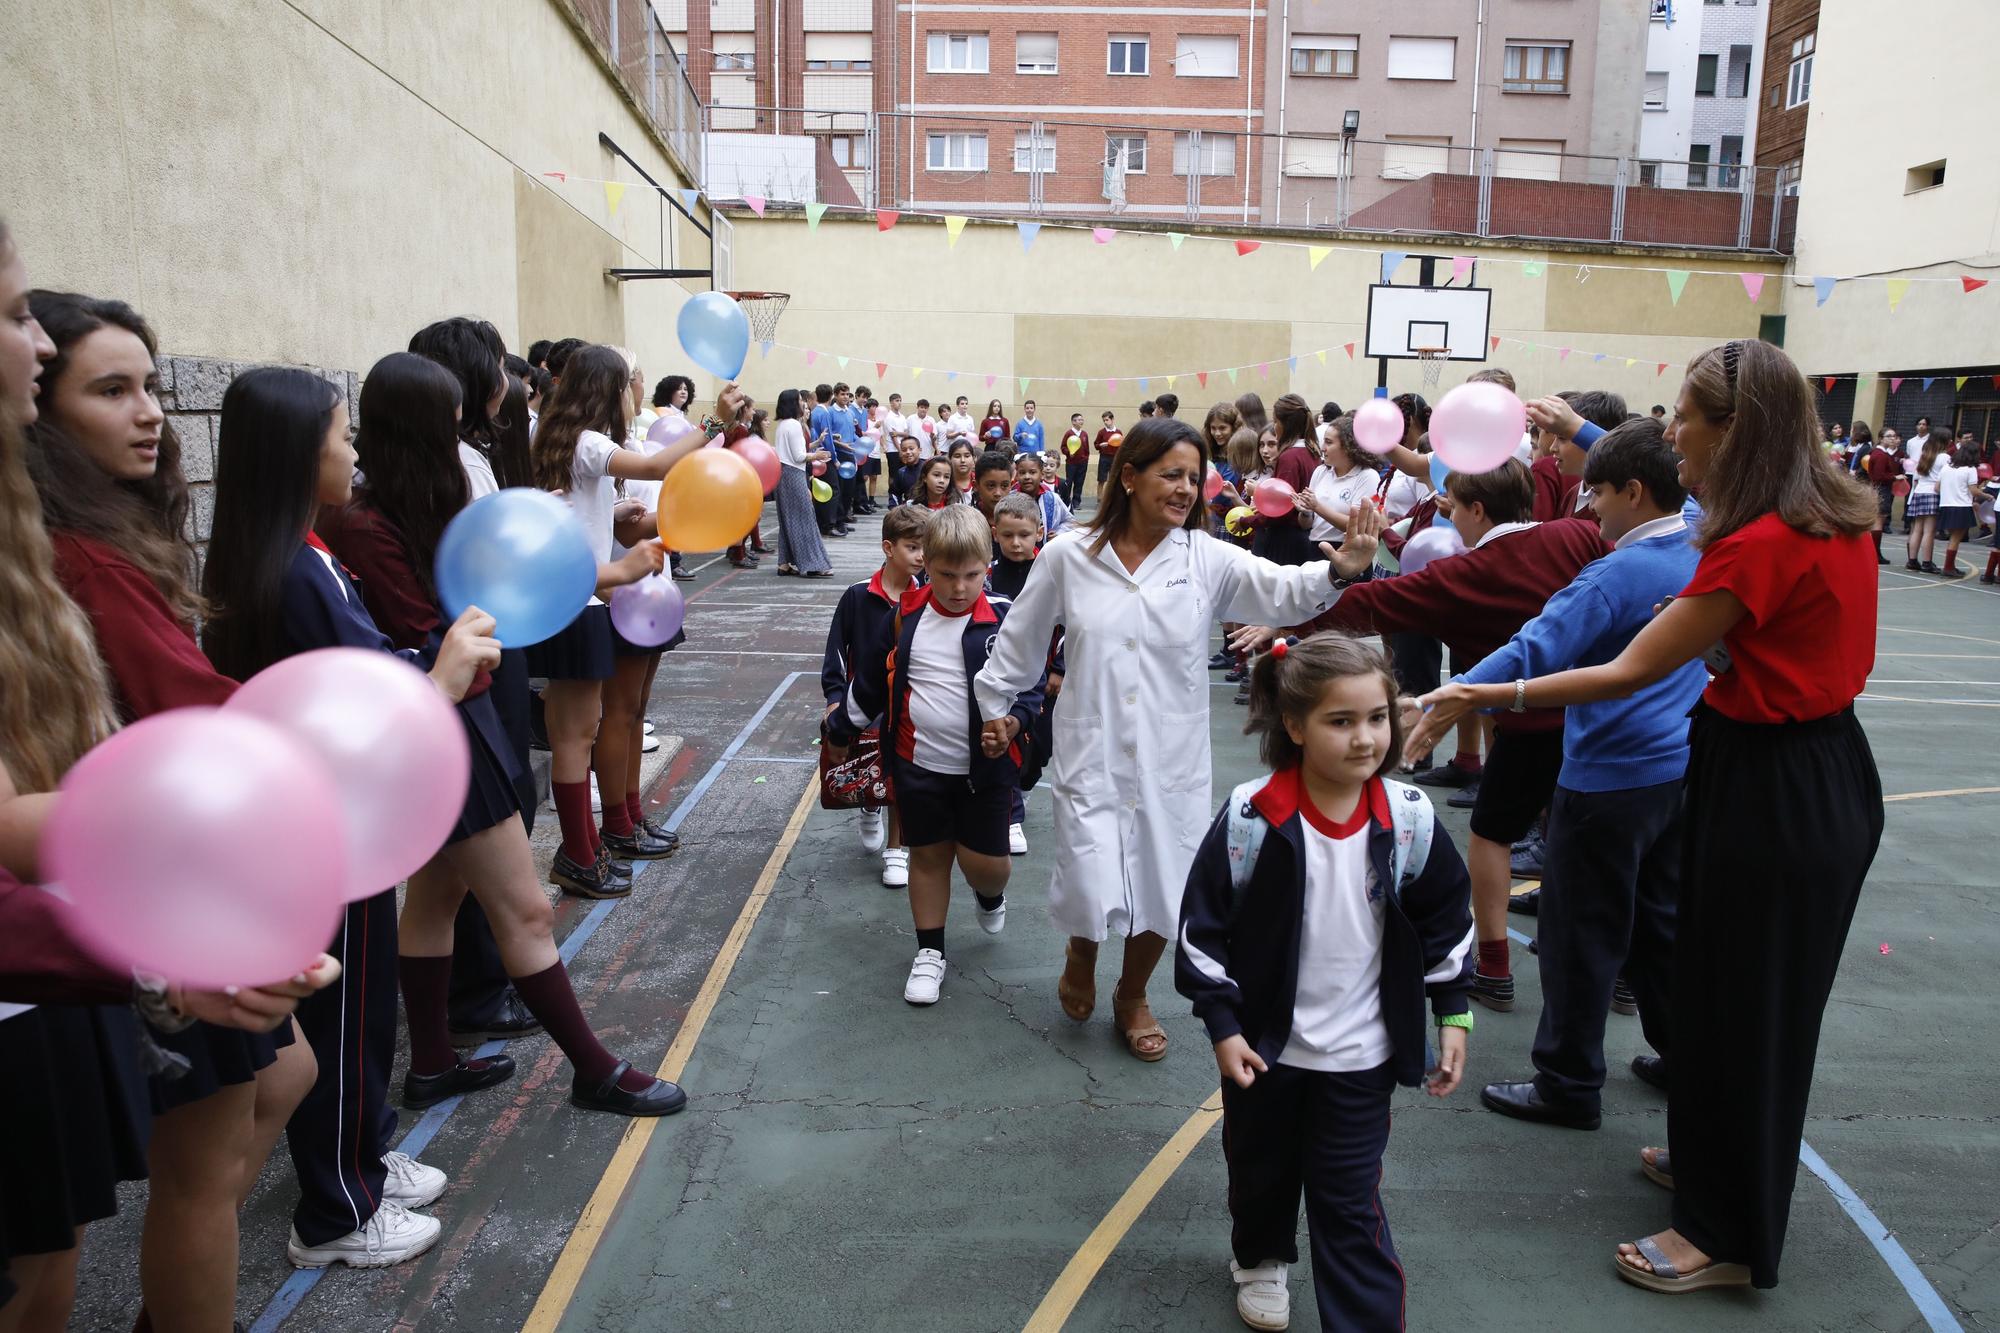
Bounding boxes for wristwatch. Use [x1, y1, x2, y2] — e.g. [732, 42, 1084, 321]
[1510, 678, 1528, 713]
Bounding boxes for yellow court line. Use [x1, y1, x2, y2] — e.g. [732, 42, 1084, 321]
[1884, 786, 2000, 804]
[521, 781, 818, 1333]
[1022, 1092, 1226, 1333]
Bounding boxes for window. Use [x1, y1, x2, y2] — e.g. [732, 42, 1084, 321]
[1688, 143, 1710, 188]
[1104, 134, 1148, 174]
[1108, 35, 1149, 75]
[1284, 138, 1347, 178]
[1174, 34, 1238, 78]
[1906, 159, 1947, 193]
[1727, 44, 1752, 97]
[1291, 35, 1358, 77]
[805, 33, 871, 71]
[824, 134, 870, 169]
[1382, 135, 1450, 179]
[1015, 32, 1058, 75]
[1638, 161, 1659, 186]
[1012, 131, 1055, 173]
[1385, 36, 1456, 81]
[1695, 53, 1718, 96]
[711, 33, 755, 70]
[1495, 138, 1563, 180]
[1787, 33, 1813, 108]
[927, 132, 988, 171]
[1719, 134, 1742, 187]
[1502, 42, 1569, 93]
[926, 32, 988, 73]
[1172, 132, 1236, 177]
[1644, 70, 1667, 110]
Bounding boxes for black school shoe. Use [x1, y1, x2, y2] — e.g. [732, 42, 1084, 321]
[639, 815, 680, 850]
[1510, 829, 1546, 878]
[1469, 969, 1515, 1012]
[1480, 1080, 1602, 1131]
[450, 989, 542, 1042]
[403, 1055, 517, 1110]
[1208, 650, 1233, 670]
[1446, 778, 1482, 810]
[550, 848, 631, 899]
[1612, 977, 1639, 1015]
[572, 1060, 688, 1117]
[602, 824, 677, 860]
[1631, 1055, 1669, 1091]
[1507, 888, 1540, 917]
[1413, 761, 1478, 789]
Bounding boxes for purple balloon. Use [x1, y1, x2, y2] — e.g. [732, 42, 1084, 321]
[647, 414, 698, 449]
[609, 573, 687, 646]
[1398, 524, 1466, 577]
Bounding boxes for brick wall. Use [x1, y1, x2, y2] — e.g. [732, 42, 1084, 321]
[1347, 172, 1794, 249]
[156, 355, 359, 546]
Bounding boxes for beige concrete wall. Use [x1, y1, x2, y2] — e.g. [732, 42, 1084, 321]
[728, 214, 1781, 426]
[1, 0, 712, 381]
[1778, 0, 2000, 375]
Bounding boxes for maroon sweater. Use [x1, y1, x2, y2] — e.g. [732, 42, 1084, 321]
[316, 499, 492, 698]
[0, 869, 131, 1005]
[1297, 517, 1611, 733]
[1531, 455, 1585, 523]
[51, 531, 237, 720]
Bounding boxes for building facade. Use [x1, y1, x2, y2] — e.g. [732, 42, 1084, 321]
[1639, 0, 1768, 190]
[1755, 0, 1816, 177]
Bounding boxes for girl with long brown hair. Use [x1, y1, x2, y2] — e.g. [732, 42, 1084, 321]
[1413, 338, 1882, 1296]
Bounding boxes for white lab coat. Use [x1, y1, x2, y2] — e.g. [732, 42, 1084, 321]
[974, 527, 1340, 941]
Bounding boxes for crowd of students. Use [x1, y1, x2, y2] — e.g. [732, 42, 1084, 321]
[1826, 415, 1999, 580]
[817, 344, 1887, 1328]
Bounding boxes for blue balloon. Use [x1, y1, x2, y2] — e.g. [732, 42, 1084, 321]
[1429, 453, 1451, 493]
[837, 461, 858, 479]
[435, 489, 597, 648]
[676, 291, 750, 381]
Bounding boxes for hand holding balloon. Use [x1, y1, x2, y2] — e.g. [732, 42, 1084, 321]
[1431, 382, 1527, 475]
[1252, 477, 1296, 518]
[430, 606, 502, 703]
[1524, 395, 1586, 444]
[435, 489, 597, 647]
[171, 954, 343, 1033]
[608, 539, 667, 591]
[609, 572, 687, 647]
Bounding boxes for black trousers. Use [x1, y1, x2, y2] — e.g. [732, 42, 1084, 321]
[1388, 632, 1442, 699]
[1531, 779, 1681, 1108]
[1223, 1061, 1404, 1332]
[1063, 461, 1087, 506]
[1670, 707, 1881, 1288]
[287, 887, 401, 1244]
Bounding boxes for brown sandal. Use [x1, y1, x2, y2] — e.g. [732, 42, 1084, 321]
[1058, 941, 1097, 1022]
[1112, 983, 1168, 1062]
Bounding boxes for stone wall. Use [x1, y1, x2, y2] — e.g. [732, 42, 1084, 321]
[155, 355, 359, 546]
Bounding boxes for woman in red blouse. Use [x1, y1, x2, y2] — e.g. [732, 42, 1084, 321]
[1416, 339, 1883, 1296]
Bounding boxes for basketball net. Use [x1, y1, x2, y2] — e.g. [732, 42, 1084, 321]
[1415, 347, 1450, 389]
[725, 291, 791, 345]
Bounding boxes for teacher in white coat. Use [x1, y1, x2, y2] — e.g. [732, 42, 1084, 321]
[974, 418, 1354, 1062]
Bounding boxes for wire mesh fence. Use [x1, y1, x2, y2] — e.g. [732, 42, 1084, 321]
[560, 0, 705, 182]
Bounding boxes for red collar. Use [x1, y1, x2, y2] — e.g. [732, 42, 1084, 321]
[303, 530, 334, 556]
[866, 567, 905, 606]
[898, 583, 998, 625]
[1251, 768, 1389, 835]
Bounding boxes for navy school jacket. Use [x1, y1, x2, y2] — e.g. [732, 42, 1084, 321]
[826, 584, 1045, 793]
[822, 569, 903, 734]
[1175, 768, 1475, 1088]
[283, 536, 427, 669]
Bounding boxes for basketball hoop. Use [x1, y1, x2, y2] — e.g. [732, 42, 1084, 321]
[724, 291, 791, 344]
[1415, 346, 1451, 389]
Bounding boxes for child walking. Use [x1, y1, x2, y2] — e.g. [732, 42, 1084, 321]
[1177, 634, 1474, 1332]
[826, 506, 1045, 1005]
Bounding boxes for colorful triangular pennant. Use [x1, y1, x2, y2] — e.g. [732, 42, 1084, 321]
[1922, 377, 1936, 391]
[1168, 233, 1188, 250]
[1344, 343, 1355, 359]
[759, 340, 773, 359]
[1197, 372, 1208, 388]
[1019, 377, 1031, 395]
[1451, 256, 1473, 283]
[876, 362, 888, 379]
[1092, 228, 1115, 244]
[1813, 276, 1837, 307]
[1523, 261, 1544, 277]
[744, 195, 766, 217]
[1076, 378, 1089, 395]
[604, 182, 626, 215]
[944, 215, 968, 248]
[1890, 378, 1904, 393]
[1018, 221, 1041, 253]
[1740, 273, 1765, 302]
[804, 202, 827, 230]
[1963, 276, 1988, 294]
[1490, 336, 1501, 352]
[1314, 350, 1327, 366]
[805, 350, 818, 366]
[1381, 251, 1407, 283]
[679, 188, 700, 214]
[1885, 279, 1911, 312]
[1235, 240, 1261, 257]
[1309, 246, 1332, 271]
[1256, 362, 1269, 379]
[1822, 376, 1837, 393]
[1665, 270, 1690, 305]
[877, 210, 900, 232]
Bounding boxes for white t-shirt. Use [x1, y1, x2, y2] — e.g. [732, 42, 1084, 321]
[1278, 800, 1392, 1073]
[1306, 464, 1377, 544]
[905, 606, 972, 775]
[1383, 471, 1432, 523]
[1914, 453, 1948, 497]
[458, 441, 499, 500]
[945, 412, 977, 447]
[1938, 464, 1981, 508]
[566, 430, 619, 604]
[1906, 434, 1930, 464]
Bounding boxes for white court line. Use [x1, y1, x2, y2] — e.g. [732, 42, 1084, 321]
[1865, 678, 2000, 686]
[1860, 693, 2000, 708]
[1881, 627, 2000, 648]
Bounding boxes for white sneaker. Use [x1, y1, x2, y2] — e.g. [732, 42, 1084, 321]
[643, 720, 656, 735]
[1007, 822, 1027, 855]
[976, 898, 1007, 935]
[1231, 1259, 1291, 1330]
[881, 847, 909, 888]
[858, 808, 887, 852]
[382, 1151, 446, 1209]
[287, 1200, 441, 1269]
[641, 732, 660, 753]
[903, 948, 946, 1005]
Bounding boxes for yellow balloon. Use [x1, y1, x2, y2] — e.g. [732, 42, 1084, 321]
[1223, 504, 1255, 538]
[809, 477, 832, 502]
[657, 448, 764, 552]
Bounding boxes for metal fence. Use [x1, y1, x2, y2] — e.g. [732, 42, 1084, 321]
[560, 0, 704, 182]
[703, 106, 1799, 253]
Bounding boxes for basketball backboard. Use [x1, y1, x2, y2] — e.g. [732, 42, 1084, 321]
[1363, 284, 1492, 361]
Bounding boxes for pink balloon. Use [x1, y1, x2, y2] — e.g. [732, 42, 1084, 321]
[1398, 524, 1467, 576]
[1352, 398, 1406, 456]
[228, 648, 470, 901]
[1430, 382, 1527, 476]
[647, 415, 697, 448]
[731, 437, 782, 495]
[43, 708, 349, 990]
[1252, 476, 1296, 518]
[1203, 469, 1226, 502]
[609, 573, 687, 646]
[1902, 457, 1917, 475]
[812, 458, 828, 476]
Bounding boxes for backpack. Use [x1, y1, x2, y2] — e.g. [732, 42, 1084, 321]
[1224, 776, 1435, 907]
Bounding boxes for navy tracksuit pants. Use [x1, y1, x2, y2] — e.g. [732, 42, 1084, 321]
[287, 887, 400, 1244]
[1222, 1060, 1405, 1332]
[1531, 779, 1680, 1109]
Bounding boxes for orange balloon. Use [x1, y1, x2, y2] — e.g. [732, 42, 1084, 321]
[656, 447, 764, 552]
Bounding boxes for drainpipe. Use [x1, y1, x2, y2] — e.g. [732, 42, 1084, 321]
[1469, 0, 1487, 161]
[771, 0, 780, 134]
[908, 2, 918, 206]
[1243, 3, 1256, 222]
[1274, 0, 1291, 226]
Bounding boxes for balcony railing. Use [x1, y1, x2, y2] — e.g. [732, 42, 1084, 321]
[559, 0, 704, 182]
[700, 107, 1799, 253]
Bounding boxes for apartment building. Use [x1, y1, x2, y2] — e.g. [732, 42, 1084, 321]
[1637, 0, 1767, 191]
[1260, 0, 1651, 230]
[1755, 0, 1816, 179]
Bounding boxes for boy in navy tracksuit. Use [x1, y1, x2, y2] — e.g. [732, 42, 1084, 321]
[988, 494, 1063, 838]
[1444, 419, 1707, 1130]
[1178, 635, 1473, 1332]
[828, 506, 1044, 1006]
[823, 506, 929, 889]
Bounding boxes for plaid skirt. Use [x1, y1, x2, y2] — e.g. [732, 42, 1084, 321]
[1906, 492, 1939, 518]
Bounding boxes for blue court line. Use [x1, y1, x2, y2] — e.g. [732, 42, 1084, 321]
[1503, 925, 1961, 1330]
[250, 672, 808, 1333]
